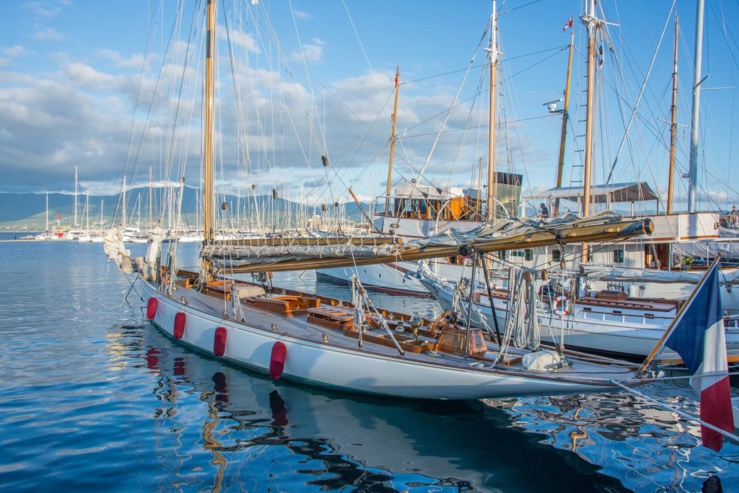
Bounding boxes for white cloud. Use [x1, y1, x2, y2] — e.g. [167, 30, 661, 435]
[293, 10, 312, 21]
[33, 27, 64, 41]
[4, 46, 28, 58]
[221, 31, 260, 53]
[63, 62, 117, 89]
[24, 1, 63, 19]
[95, 49, 145, 69]
[291, 38, 325, 64]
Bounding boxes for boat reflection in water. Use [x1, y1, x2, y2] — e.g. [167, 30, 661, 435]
[137, 327, 628, 492]
[485, 384, 736, 492]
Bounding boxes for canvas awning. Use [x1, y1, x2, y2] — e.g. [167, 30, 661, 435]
[527, 182, 658, 204]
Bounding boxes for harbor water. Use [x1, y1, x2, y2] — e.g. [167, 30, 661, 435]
[0, 235, 737, 492]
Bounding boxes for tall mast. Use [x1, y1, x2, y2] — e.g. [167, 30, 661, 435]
[45, 192, 49, 232]
[582, 0, 597, 219]
[580, 0, 599, 262]
[122, 175, 127, 229]
[385, 67, 400, 219]
[554, 24, 575, 218]
[203, 0, 217, 242]
[485, 0, 498, 221]
[667, 13, 679, 215]
[148, 165, 153, 229]
[688, 0, 705, 213]
[74, 165, 78, 227]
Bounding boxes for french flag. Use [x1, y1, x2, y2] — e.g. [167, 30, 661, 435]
[665, 262, 734, 451]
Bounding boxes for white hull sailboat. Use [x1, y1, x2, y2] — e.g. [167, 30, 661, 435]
[418, 262, 739, 360]
[139, 278, 639, 399]
[103, 0, 665, 401]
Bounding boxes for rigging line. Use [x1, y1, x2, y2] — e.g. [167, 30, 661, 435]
[306, 88, 395, 199]
[713, 1, 739, 71]
[416, 22, 490, 181]
[500, 48, 568, 84]
[287, 0, 326, 154]
[499, 0, 542, 15]
[401, 114, 558, 141]
[115, 0, 166, 226]
[443, 62, 488, 188]
[340, 0, 385, 100]
[129, 1, 196, 229]
[401, 46, 567, 86]
[605, 0, 677, 186]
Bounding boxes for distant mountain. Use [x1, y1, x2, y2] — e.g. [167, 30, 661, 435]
[0, 188, 369, 230]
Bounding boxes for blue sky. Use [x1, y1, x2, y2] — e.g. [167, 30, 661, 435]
[0, 0, 737, 215]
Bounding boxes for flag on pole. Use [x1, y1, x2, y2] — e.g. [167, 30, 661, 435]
[562, 17, 574, 32]
[665, 262, 734, 451]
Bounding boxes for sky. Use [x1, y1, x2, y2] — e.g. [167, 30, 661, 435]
[0, 0, 738, 216]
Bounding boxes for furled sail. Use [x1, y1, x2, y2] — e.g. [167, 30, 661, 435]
[582, 264, 739, 285]
[202, 211, 653, 273]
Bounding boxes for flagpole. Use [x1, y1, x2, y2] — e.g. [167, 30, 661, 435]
[637, 256, 722, 375]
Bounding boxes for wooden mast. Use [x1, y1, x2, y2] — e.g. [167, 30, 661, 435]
[385, 67, 400, 220]
[203, 0, 217, 244]
[667, 13, 679, 215]
[485, 0, 498, 221]
[581, 0, 598, 263]
[554, 24, 575, 218]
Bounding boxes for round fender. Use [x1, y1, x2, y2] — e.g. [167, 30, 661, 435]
[214, 327, 227, 356]
[173, 312, 186, 339]
[270, 341, 287, 380]
[146, 297, 158, 320]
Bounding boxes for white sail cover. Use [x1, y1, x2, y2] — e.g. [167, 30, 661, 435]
[582, 265, 739, 284]
[670, 239, 739, 260]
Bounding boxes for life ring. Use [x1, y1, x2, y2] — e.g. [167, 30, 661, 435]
[552, 296, 571, 317]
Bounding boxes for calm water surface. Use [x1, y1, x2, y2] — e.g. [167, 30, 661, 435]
[0, 236, 737, 492]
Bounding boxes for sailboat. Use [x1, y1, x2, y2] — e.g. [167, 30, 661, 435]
[104, 0, 666, 400]
[35, 192, 59, 241]
[418, 1, 739, 360]
[317, 2, 522, 297]
[509, 2, 739, 313]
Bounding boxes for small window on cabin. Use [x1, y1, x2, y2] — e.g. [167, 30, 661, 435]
[525, 249, 533, 261]
[613, 249, 625, 263]
[500, 250, 507, 260]
[551, 249, 561, 262]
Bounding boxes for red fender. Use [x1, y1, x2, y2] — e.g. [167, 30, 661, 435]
[146, 297, 158, 320]
[173, 312, 186, 339]
[270, 341, 287, 380]
[214, 327, 228, 356]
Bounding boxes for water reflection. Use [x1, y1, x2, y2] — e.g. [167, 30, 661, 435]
[127, 326, 630, 493]
[486, 386, 737, 492]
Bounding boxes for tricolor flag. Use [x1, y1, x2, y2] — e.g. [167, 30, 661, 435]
[664, 261, 734, 451]
[562, 17, 574, 32]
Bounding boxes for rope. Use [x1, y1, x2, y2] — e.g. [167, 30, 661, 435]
[610, 379, 739, 445]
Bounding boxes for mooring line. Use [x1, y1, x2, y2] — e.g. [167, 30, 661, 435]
[610, 379, 739, 445]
